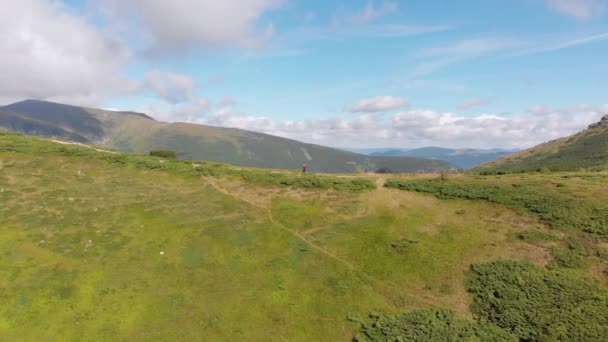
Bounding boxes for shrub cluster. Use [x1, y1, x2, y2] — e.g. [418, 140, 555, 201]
[469, 260, 608, 341]
[149, 149, 177, 159]
[358, 260, 608, 341]
[355, 310, 515, 341]
[385, 178, 608, 235]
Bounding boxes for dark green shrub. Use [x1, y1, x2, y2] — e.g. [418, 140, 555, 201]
[385, 178, 608, 235]
[516, 229, 559, 243]
[469, 260, 608, 341]
[355, 310, 515, 341]
[149, 149, 177, 159]
[375, 167, 393, 174]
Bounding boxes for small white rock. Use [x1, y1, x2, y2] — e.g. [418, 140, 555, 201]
[160, 251, 165, 255]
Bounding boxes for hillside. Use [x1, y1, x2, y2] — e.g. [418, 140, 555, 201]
[1, 131, 607, 340]
[477, 116, 608, 173]
[367, 147, 513, 169]
[0, 100, 452, 173]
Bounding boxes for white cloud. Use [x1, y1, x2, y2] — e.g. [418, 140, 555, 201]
[0, 0, 134, 106]
[334, 1, 399, 26]
[546, 0, 606, 20]
[409, 38, 524, 78]
[348, 96, 409, 113]
[410, 31, 608, 78]
[515, 31, 608, 56]
[158, 104, 606, 149]
[388, 106, 604, 148]
[219, 97, 239, 107]
[417, 38, 523, 58]
[459, 99, 491, 110]
[144, 71, 198, 104]
[139, 97, 210, 123]
[99, 0, 283, 54]
[279, 24, 449, 45]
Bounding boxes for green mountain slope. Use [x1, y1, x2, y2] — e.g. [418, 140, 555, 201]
[0, 100, 453, 173]
[2, 132, 607, 340]
[476, 116, 608, 173]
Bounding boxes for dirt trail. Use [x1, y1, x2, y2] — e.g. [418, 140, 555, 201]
[203, 176, 440, 308]
[50, 139, 118, 154]
[204, 177, 356, 270]
[375, 176, 388, 188]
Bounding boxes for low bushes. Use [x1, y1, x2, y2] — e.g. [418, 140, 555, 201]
[149, 149, 177, 159]
[469, 260, 608, 341]
[358, 260, 608, 341]
[355, 310, 515, 341]
[385, 178, 608, 235]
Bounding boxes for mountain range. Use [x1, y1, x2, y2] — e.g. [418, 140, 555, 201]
[0, 99, 453, 173]
[349, 147, 514, 169]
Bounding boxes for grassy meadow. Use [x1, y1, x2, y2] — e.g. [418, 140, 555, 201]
[1, 132, 607, 341]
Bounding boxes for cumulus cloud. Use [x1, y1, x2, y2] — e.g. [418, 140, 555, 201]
[459, 99, 491, 110]
[144, 71, 198, 104]
[157, 104, 606, 149]
[545, 0, 606, 20]
[98, 0, 283, 53]
[334, 1, 399, 26]
[139, 97, 210, 123]
[219, 97, 239, 107]
[0, 0, 134, 106]
[348, 96, 410, 113]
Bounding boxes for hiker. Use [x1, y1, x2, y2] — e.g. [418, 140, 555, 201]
[301, 164, 308, 174]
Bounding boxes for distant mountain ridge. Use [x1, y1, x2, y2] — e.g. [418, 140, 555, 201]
[348, 147, 514, 169]
[0, 100, 453, 173]
[476, 115, 608, 173]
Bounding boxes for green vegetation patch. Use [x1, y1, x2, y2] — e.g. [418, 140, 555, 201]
[516, 229, 560, 244]
[469, 260, 608, 341]
[0, 131, 375, 192]
[355, 310, 516, 341]
[385, 177, 608, 235]
[149, 149, 177, 159]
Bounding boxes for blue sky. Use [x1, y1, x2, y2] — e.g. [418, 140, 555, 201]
[2, 0, 608, 148]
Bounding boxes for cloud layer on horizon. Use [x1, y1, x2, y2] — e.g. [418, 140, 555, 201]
[141, 102, 607, 149]
[348, 96, 410, 113]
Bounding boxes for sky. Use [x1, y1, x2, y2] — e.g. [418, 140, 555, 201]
[1, 0, 608, 149]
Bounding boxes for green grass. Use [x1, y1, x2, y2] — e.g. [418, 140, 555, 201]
[2, 131, 607, 340]
[0, 136, 384, 340]
[385, 174, 608, 236]
[0, 131, 376, 192]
